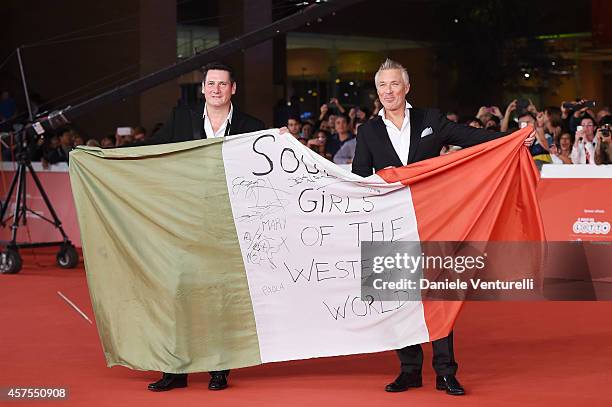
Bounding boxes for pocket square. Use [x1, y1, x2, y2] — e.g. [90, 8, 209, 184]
[420, 127, 433, 138]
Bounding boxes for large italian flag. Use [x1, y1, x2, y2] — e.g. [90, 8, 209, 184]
[69, 127, 543, 373]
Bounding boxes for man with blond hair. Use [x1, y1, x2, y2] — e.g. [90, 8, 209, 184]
[353, 58, 535, 396]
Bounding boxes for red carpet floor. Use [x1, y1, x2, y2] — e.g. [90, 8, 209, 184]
[1, 249, 611, 406]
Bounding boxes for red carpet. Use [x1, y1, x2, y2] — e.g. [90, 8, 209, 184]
[1, 249, 611, 406]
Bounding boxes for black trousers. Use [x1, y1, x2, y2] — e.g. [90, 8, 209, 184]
[165, 370, 229, 377]
[396, 331, 458, 376]
[209, 370, 229, 376]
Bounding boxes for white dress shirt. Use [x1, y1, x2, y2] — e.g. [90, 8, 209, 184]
[203, 103, 233, 138]
[378, 101, 413, 165]
[570, 138, 597, 165]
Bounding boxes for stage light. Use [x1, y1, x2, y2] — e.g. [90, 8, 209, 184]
[349, 81, 354, 86]
[524, 73, 530, 79]
[335, 78, 340, 84]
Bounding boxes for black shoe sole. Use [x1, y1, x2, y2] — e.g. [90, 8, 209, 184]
[385, 383, 422, 393]
[208, 385, 228, 391]
[436, 385, 465, 395]
[147, 383, 187, 392]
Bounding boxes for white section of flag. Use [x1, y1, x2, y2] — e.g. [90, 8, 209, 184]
[223, 130, 429, 363]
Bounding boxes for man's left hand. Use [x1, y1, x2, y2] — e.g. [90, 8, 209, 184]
[524, 130, 536, 147]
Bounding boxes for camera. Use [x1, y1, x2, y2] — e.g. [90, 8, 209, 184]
[562, 100, 596, 110]
[601, 124, 611, 137]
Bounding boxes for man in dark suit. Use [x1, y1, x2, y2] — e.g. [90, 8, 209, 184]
[145, 62, 264, 393]
[352, 59, 534, 396]
[138, 63, 264, 147]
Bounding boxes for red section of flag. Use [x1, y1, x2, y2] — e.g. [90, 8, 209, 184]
[378, 128, 545, 340]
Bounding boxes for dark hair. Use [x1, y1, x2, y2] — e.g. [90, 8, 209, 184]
[202, 62, 235, 83]
[486, 115, 500, 125]
[287, 115, 301, 124]
[335, 113, 349, 123]
[57, 127, 72, 137]
[579, 114, 595, 125]
[101, 135, 114, 143]
[600, 115, 612, 126]
[558, 132, 574, 154]
[463, 117, 483, 126]
[518, 111, 536, 121]
[545, 106, 561, 119]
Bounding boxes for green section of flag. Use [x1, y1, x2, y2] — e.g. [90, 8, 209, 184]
[69, 140, 261, 373]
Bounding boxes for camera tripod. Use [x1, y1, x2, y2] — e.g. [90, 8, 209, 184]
[0, 136, 78, 274]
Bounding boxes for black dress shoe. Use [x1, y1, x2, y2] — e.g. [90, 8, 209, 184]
[208, 372, 228, 390]
[147, 373, 188, 392]
[385, 372, 423, 392]
[436, 375, 465, 395]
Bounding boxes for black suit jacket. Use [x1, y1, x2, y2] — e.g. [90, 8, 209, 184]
[352, 108, 507, 177]
[139, 102, 265, 146]
[47, 146, 72, 164]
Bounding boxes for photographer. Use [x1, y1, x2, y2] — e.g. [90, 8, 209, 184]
[595, 117, 612, 165]
[348, 106, 367, 133]
[549, 133, 573, 165]
[566, 99, 597, 134]
[500, 98, 537, 132]
[544, 106, 564, 139]
[307, 129, 328, 157]
[596, 107, 611, 124]
[570, 116, 598, 165]
[476, 105, 503, 127]
[317, 98, 345, 132]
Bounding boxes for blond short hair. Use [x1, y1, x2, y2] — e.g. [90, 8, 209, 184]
[374, 58, 410, 88]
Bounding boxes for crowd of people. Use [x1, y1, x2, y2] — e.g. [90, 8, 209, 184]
[284, 97, 612, 167]
[0, 123, 159, 165]
[1, 85, 611, 167]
